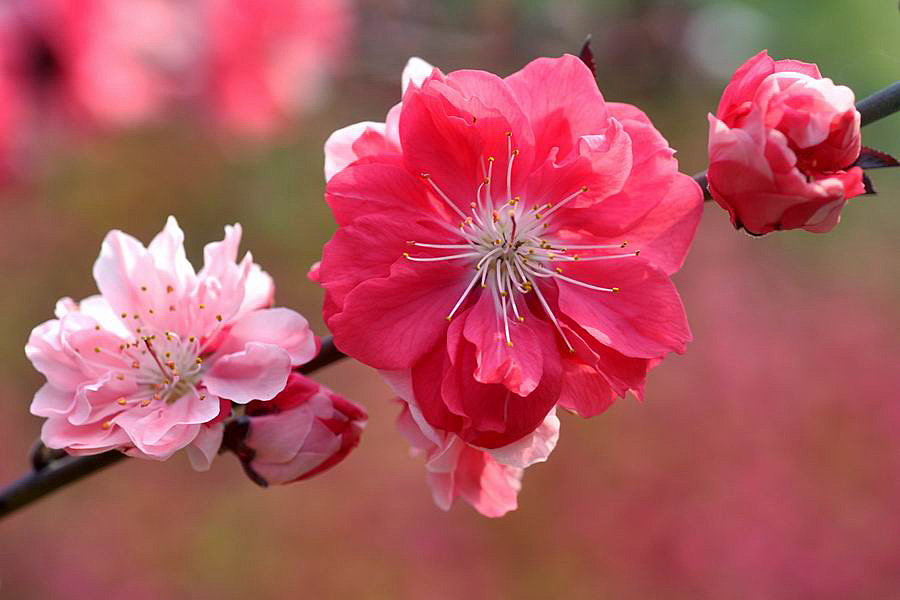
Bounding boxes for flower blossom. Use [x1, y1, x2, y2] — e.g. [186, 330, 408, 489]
[707, 50, 864, 235]
[26, 217, 318, 468]
[318, 56, 702, 463]
[224, 373, 367, 486]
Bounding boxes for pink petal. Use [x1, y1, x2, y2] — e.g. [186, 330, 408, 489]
[462, 290, 547, 397]
[324, 120, 388, 181]
[217, 308, 317, 366]
[505, 54, 610, 163]
[187, 423, 224, 472]
[483, 407, 560, 469]
[328, 260, 471, 370]
[554, 260, 692, 359]
[204, 342, 292, 403]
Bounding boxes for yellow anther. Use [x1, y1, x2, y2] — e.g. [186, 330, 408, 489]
[117, 397, 127, 406]
[131, 360, 140, 369]
[141, 399, 151, 407]
[94, 325, 100, 331]
[195, 357, 203, 365]
[94, 347, 101, 353]
[216, 314, 223, 322]
[148, 309, 154, 314]
[621, 241, 629, 247]
[488, 156, 495, 162]
[101, 421, 112, 430]
[121, 312, 127, 318]
[403, 252, 410, 258]
[506, 341, 514, 347]
[635, 249, 641, 256]
[581, 185, 588, 192]
[166, 285, 174, 294]
[612, 287, 620, 293]
[512, 149, 519, 156]
[199, 304, 205, 310]
[517, 316, 525, 322]
[505, 131, 512, 137]
[140, 286, 147, 292]
[555, 267, 563, 274]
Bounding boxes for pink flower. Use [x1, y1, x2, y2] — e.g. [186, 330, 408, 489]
[388, 371, 558, 517]
[707, 50, 864, 235]
[26, 217, 318, 468]
[225, 373, 367, 486]
[318, 55, 702, 449]
[202, 0, 352, 136]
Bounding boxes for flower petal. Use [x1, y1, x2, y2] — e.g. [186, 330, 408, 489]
[204, 342, 292, 403]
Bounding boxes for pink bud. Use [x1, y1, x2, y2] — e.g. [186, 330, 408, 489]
[707, 50, 864, 235]
[227, 374, 367, 486]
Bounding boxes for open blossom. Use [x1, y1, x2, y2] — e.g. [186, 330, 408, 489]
[318, 55, 702, 451]
[26, 217, 318, 468]
[203, 0, 351, 136]
[388, 371, 558, 517]
[708, 50, 864, 235]
[226, 373, 367, 486]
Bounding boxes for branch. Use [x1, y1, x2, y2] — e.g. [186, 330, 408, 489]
[695, 80, 900, 201]
[0, 334, 347, 520]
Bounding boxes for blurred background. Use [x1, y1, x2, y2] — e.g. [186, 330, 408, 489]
[0, 0, 898, 598]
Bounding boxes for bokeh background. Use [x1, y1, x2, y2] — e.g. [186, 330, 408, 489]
[1, 0, 898, 598]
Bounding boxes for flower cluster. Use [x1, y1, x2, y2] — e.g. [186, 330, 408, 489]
[707, 50, 863, 235]
[318, 55, 703, 515]
[22, 47, 892, 517]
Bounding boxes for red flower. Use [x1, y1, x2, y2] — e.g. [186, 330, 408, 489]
[318, 55, 701, 449]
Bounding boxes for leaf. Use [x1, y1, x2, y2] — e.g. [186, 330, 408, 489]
[578, 34, 596, 77]
[853, 146, 899, 170]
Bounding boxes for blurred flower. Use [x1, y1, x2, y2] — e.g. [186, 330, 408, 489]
[224, 373, 367, 486]
[26, 217, 318, 468]
[389, 371, 558, 518]
[707, 50, 864, 235]
[318, 55, 701, 453]
[0, 0, 194, 181]
[202, 0, 352, 136]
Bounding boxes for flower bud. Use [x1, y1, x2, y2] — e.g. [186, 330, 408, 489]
[707, 50, 864, 235]
[226, 374, 367, 486]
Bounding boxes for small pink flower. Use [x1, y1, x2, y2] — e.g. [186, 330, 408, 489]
[202, 0, 352, 136]
[388, 371, 558, 517]
[226, 373, 367, 486]
[26, 217, 318, 468]
[708, 50, 864, 235]
[319, 55, 702, 450]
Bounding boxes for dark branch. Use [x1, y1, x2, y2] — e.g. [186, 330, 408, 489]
[0, 452, 125, 519]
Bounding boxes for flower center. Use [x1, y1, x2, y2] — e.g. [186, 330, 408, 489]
[403, 132, 640, 352]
